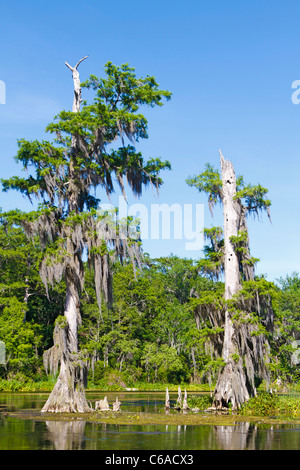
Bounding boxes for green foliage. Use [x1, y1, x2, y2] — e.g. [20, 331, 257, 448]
[0, 296, 42, 376]
[141, 343, 188, 383]
[186, 164, 222, 215]
[187, 394, 213, 410]
[240, 392, 280, 416]
[186, 163, 271, 220]
[0, 218, 65, 379]
[0, 376, 56, 392]
[0, 206, 299, 391]
[270, 273, 300, 381]
[54, 315, 68, 329]
[35, 60, 173, 207]
[235, 183, 271, 219]
[197, 227, 224, 280]
[240, 391, 300, 418]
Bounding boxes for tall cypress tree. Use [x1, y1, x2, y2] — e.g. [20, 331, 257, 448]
[187, 151, 273, 409]
[2, 57, 171, 412]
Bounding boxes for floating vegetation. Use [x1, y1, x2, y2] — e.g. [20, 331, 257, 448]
[7, 408, 300, 427]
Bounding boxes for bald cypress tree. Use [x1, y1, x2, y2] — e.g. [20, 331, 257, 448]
[2, 57, 171, 412]
[187, 151, 273, 409]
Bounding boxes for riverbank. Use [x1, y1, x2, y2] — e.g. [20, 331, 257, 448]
[0, 378, 211, 393]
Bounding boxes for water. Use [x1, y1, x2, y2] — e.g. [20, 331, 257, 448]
[0, 391, 300, 450]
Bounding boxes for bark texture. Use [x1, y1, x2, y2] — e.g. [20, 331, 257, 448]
[113, 397, 121, 411]
[41, 317, 90, 412]
[165, 387, 170, 410]
[95, 397, 110, 411]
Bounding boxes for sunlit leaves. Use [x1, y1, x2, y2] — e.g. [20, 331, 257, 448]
[186, 164, 222, 216]
[235, 183, 271, 220]
[186, 163, 271, 221]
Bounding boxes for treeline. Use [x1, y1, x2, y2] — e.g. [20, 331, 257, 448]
[0, 220, 299, 390]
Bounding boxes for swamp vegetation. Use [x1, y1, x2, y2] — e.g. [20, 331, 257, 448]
[0, 218, 300, 413]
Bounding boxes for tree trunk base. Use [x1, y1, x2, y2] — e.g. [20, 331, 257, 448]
[213, 360, 254, 411]
[41, 362, 91, 413]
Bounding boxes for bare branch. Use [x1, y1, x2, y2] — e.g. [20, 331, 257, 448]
[65, 62, 74, 72]
[65, 56, 88, 72]
[74, 56, 89, 70]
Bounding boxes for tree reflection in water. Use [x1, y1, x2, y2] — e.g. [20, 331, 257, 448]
[45, 420, 86, 450]
[43, 418, 280, 451]
[214, 422, 275, 450]
[43, 419, 275, 450]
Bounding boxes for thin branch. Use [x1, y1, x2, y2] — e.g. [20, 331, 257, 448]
[65, 56, 89, 72]
[74, 56, 89, 70]
[65, 62, 74, 72]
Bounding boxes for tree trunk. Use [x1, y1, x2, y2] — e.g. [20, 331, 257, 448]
[65, 56, 88, 113]
[213, 152, 255, 410]
[41, 275, 90, 413]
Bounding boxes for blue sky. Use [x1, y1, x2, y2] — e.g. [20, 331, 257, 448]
[0, 0, 300, 282]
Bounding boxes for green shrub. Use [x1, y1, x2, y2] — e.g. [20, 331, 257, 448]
[276, 396, 300, 417]
[187, 394, 213, 410]
[240, 392, 280, 416]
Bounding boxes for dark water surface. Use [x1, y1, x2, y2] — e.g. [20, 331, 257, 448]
[0, 391, 300, 450]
